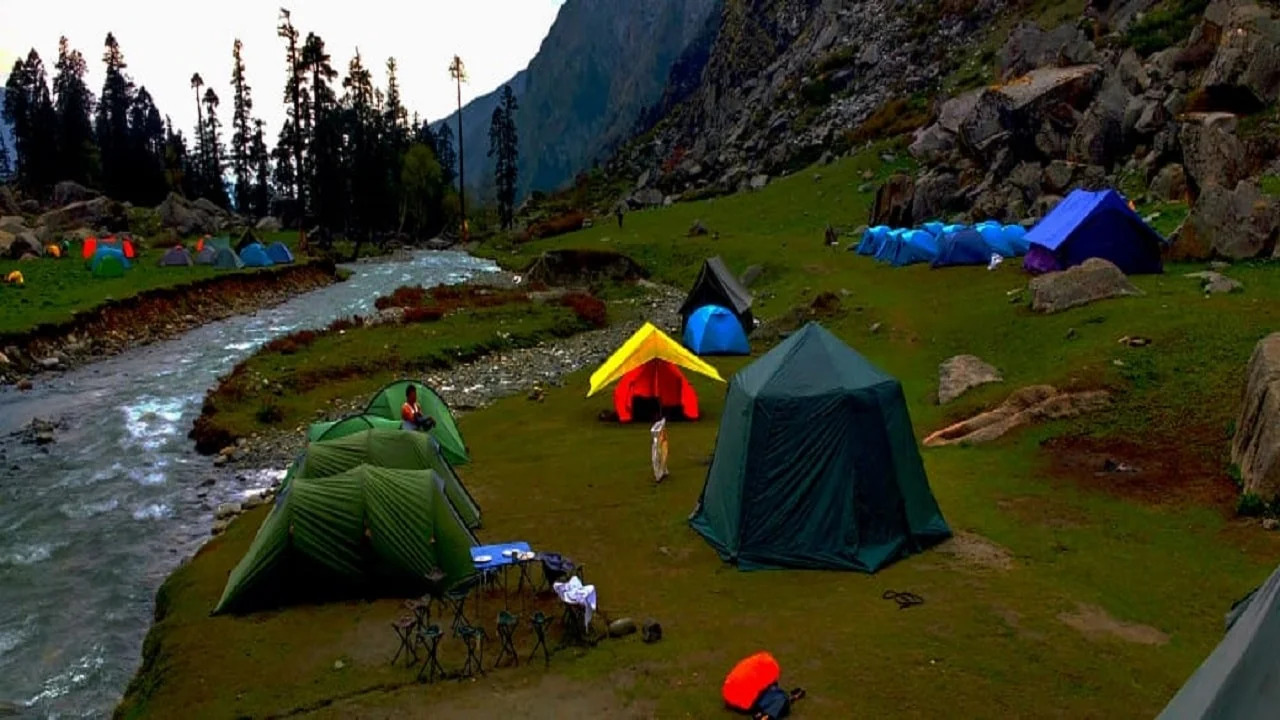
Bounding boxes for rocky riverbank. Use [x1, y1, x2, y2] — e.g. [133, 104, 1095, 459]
[221, 281, 684, 473]
[0, 261, 343, 386]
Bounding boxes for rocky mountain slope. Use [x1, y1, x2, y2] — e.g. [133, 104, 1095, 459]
[601, 0, 1280, 262]
[438, 0, 721, 198]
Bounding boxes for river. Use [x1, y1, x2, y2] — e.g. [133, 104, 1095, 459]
[0, 251, 498, 718]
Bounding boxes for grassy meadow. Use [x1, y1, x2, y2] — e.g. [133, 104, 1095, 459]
[117, 148, 1280, 719]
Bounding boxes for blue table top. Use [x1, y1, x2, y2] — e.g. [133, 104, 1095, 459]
[471, 542, 532, 571]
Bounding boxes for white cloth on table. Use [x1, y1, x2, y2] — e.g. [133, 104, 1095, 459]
[553, 576, 597, 629]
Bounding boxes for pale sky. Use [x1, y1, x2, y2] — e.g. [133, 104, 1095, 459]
[0, 0, 564, 142]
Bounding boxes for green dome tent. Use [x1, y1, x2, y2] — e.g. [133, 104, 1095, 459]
[689, 322, 951, 572]
[297, 429, 480, 530]
[213, 465, 478, 614]
[365, 380, 469, 466]
[307, 414, 403, 443]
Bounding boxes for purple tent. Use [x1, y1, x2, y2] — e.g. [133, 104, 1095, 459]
[1023, 189, 1165, 275]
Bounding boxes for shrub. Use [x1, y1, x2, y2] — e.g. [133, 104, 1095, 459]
[375, 285, 429, 310]
[402, 306, 445, 324]
[326, 316, 361, 333]
[846, 97, 931, 145]
[255, 402, 284, 425]
[261, 329, 318, 355]
[559, 292, 608, 329]
[1124, 0, 1210, 56]
[1237, 493, 1267, 517]
[520, 211, 587, 243]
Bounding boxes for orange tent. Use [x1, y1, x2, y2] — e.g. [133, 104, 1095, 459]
[614, 359, 699, 423]
[723, 652, 780, 711]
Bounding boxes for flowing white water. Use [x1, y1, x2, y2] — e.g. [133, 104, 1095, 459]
[0, 251, 497, 718]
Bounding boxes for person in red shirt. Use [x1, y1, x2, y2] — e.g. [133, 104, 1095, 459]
[400, 385, 436, 432]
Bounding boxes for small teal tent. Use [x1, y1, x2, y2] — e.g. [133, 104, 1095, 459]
[240, 243, 275, 268]
[932, 229, 992, 268]
[1024, 189, 1164, 274]
[921, 221, 945, 237]
[266, 242, 295, 264]
[213, 247, 244, 270]
[684, 305, 750, 356]
[689, 323, 951, 572]
[875, 229, 939, 266]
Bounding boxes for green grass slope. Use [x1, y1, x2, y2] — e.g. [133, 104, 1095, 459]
[119, 150, 1280, 718]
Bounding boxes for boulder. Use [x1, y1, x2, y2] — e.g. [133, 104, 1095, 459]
[628, 187, 664, 208]
[1117, 48, 1151, 94]
[924, 385, 1112, 447]
[1181, 180, 1280, 260]
[688, 219, 709, 237]
[908, 124, 956, 162]
[156, 192, 221, 235]
[10, 232, 42, 259]
[937, 89, 984, 135]
[255, 216, 282, 232]
[192, 197, 227, 217]
[1008, 162, 1043, 205]
[1029, 258, 1141, 313]
[0, 185, 18, 216]
[998, 22, 1099, 81]
[1069, 74, 1131, 167]
[1233, 333, 1280, 500]
[958, 89, 1012, 157]
[38, 197, 122, 233]
[1185, 270, 1244, 294]
[0, 216, 27, 235]
[869, 174, 915, 227]
[938, 355, 1004, 405]
[0, 230, 12, 257]
[1202, 3, 1280, 109]
[51, 181, 101, 207]
[748, 174, 770, 191]
[1042, 160, 1078, 194]
[1179, 113, 1246, 192]
[1149, 164, 1188, 202]
[911, 170, 961, 224]
[215, 502, 241, 520]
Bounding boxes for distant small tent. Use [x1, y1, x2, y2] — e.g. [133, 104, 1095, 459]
[855, 226, 891, 256]
[874, 229, 939, 266]
[209, 235, 233, 251]
[159, 246, 194, 267]
[239, 243, 275, 268]
[213, 247, 244, 270]
[932, 229, 992, 267]
[1024, 189, 1165, 275]
[195, 247, 218, 265]
[266, 242, 295, 264]
[236, 229, 263, 253]
[689, 323, 951, 572]
[365, 380, 469, 466]
[296, 428, 480, 530]
[307, 414, 404, 443]
[679, 257, 754, 334]
[590, 322, 724, 422]
[211, 465, 479, 615]
[1158, 563, 1280, 720]
[684, 305, 750, 356]
[89, 247, 129, 278]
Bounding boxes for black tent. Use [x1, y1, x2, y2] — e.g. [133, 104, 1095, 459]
[679, 257, 754, 334]
[236, 229, 263, 253]
[1158, 564, 1280, 719]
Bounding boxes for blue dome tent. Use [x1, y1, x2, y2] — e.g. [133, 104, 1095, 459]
[239, 243, 275, 268]
[684, 305, 751, 356]
[266, 242, 295, 264]
[875, 229, 939, 267]
[855, 226, 891, 256]
[932, 229, 993, 267]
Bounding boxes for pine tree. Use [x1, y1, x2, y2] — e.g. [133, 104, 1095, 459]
[0, 135, 12, 180]
[4, 52, 59, 193]
[96, 33, 135, 200]
[434, 122, 457, 187]
[303, 33, 339, 229]
[201, 87, 229, 206]
[250, 118, 272, 216]
[162, 116, 190, 196]
[128, 86, 167, 203]
[342, 49, 381, 247]
[383, 57, 407, 149]
[52, 37, 97, 186]
[278, 8, 308, 219]
[488, 85, 519, 229]
[190, 72, 206, 195]
[230, 39, 254, 212]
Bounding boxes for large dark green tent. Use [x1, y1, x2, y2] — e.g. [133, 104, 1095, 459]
[297, 429, 480, 530]
[213, 465, 478, 614]
[689, 322, 950, 572]
[1157, 564, 1280, 719]
[365, 380, 469, 466]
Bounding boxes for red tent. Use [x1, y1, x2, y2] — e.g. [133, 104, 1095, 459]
[82, 236, 98, 259]
[614, 359, 699, 423]
[723, 652, 780, 711]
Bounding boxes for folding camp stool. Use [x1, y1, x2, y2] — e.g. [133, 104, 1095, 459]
[494, 611, 520, 669]
[529, 612, 552, 666]
[390, 615, 419, 666]
[456, 625, 488, 680]
[415, 624, 445, 683]
[558, 603, 594, 649]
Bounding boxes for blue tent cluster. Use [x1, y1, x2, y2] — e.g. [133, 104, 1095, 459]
[854, 222, 1030, 268]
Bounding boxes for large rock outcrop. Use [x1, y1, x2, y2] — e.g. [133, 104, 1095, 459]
[1179, 113, 1246, 192]
[1029, 258, 1141, 313]
[1233, 333, 1280, 500]
[870, 174, 915, 227]
[1202, 2, 1280, 109]
[51, 181, 101, 208]
[1178, 179, 1280, 260]
[37, 197, 124, 234]
[155, 193, 229, 236]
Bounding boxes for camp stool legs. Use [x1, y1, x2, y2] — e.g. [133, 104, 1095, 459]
[558, 604, 592, 649]
[415, 624, 445, 683]
[390, 615, 419, 666]
[457, 625, 488, 680]
[529, 612, 552, 666]
[494, 611, 520, 669]
[445, 591, 473, 637]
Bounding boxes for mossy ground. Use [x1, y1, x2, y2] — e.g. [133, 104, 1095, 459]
[118, 148, 1280, 718]
[0, 231, 299, 336]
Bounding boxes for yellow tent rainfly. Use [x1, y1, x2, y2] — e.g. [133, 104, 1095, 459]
[5, 271, 23, 285]
[588, 322, 724, 397]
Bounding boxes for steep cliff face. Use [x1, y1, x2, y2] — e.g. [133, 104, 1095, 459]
[438, 0, 720, 197]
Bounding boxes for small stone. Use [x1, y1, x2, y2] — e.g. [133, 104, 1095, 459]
[38, 356, 62, 370]
[213, 455, 227, 467]
[0, 351, 9, 366]
[215, 502, 241, 520]
[243, 495, 264, 510]
[813, 173, 822, 183]
[333, 660, 346, 671]
[1209, 261, 1230, 271]
[199, 477, 216, 487]
[17, 379, 33, 391]
[35, 431, 54, 445]
[869, 322, 883, 334]
[219, 446, 236, 458]
[1066, 328, 1078, 340]
[1263, 518, 1279, 531]
[608, 617, 638, 637]
[211, 519, 230, 535]
[1113, 359, 1126, 367]
[236, 438, 248, 447]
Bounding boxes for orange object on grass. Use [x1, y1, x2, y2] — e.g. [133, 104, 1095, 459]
[723, 652, 781, 711]
[82, 237, 98, 259]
